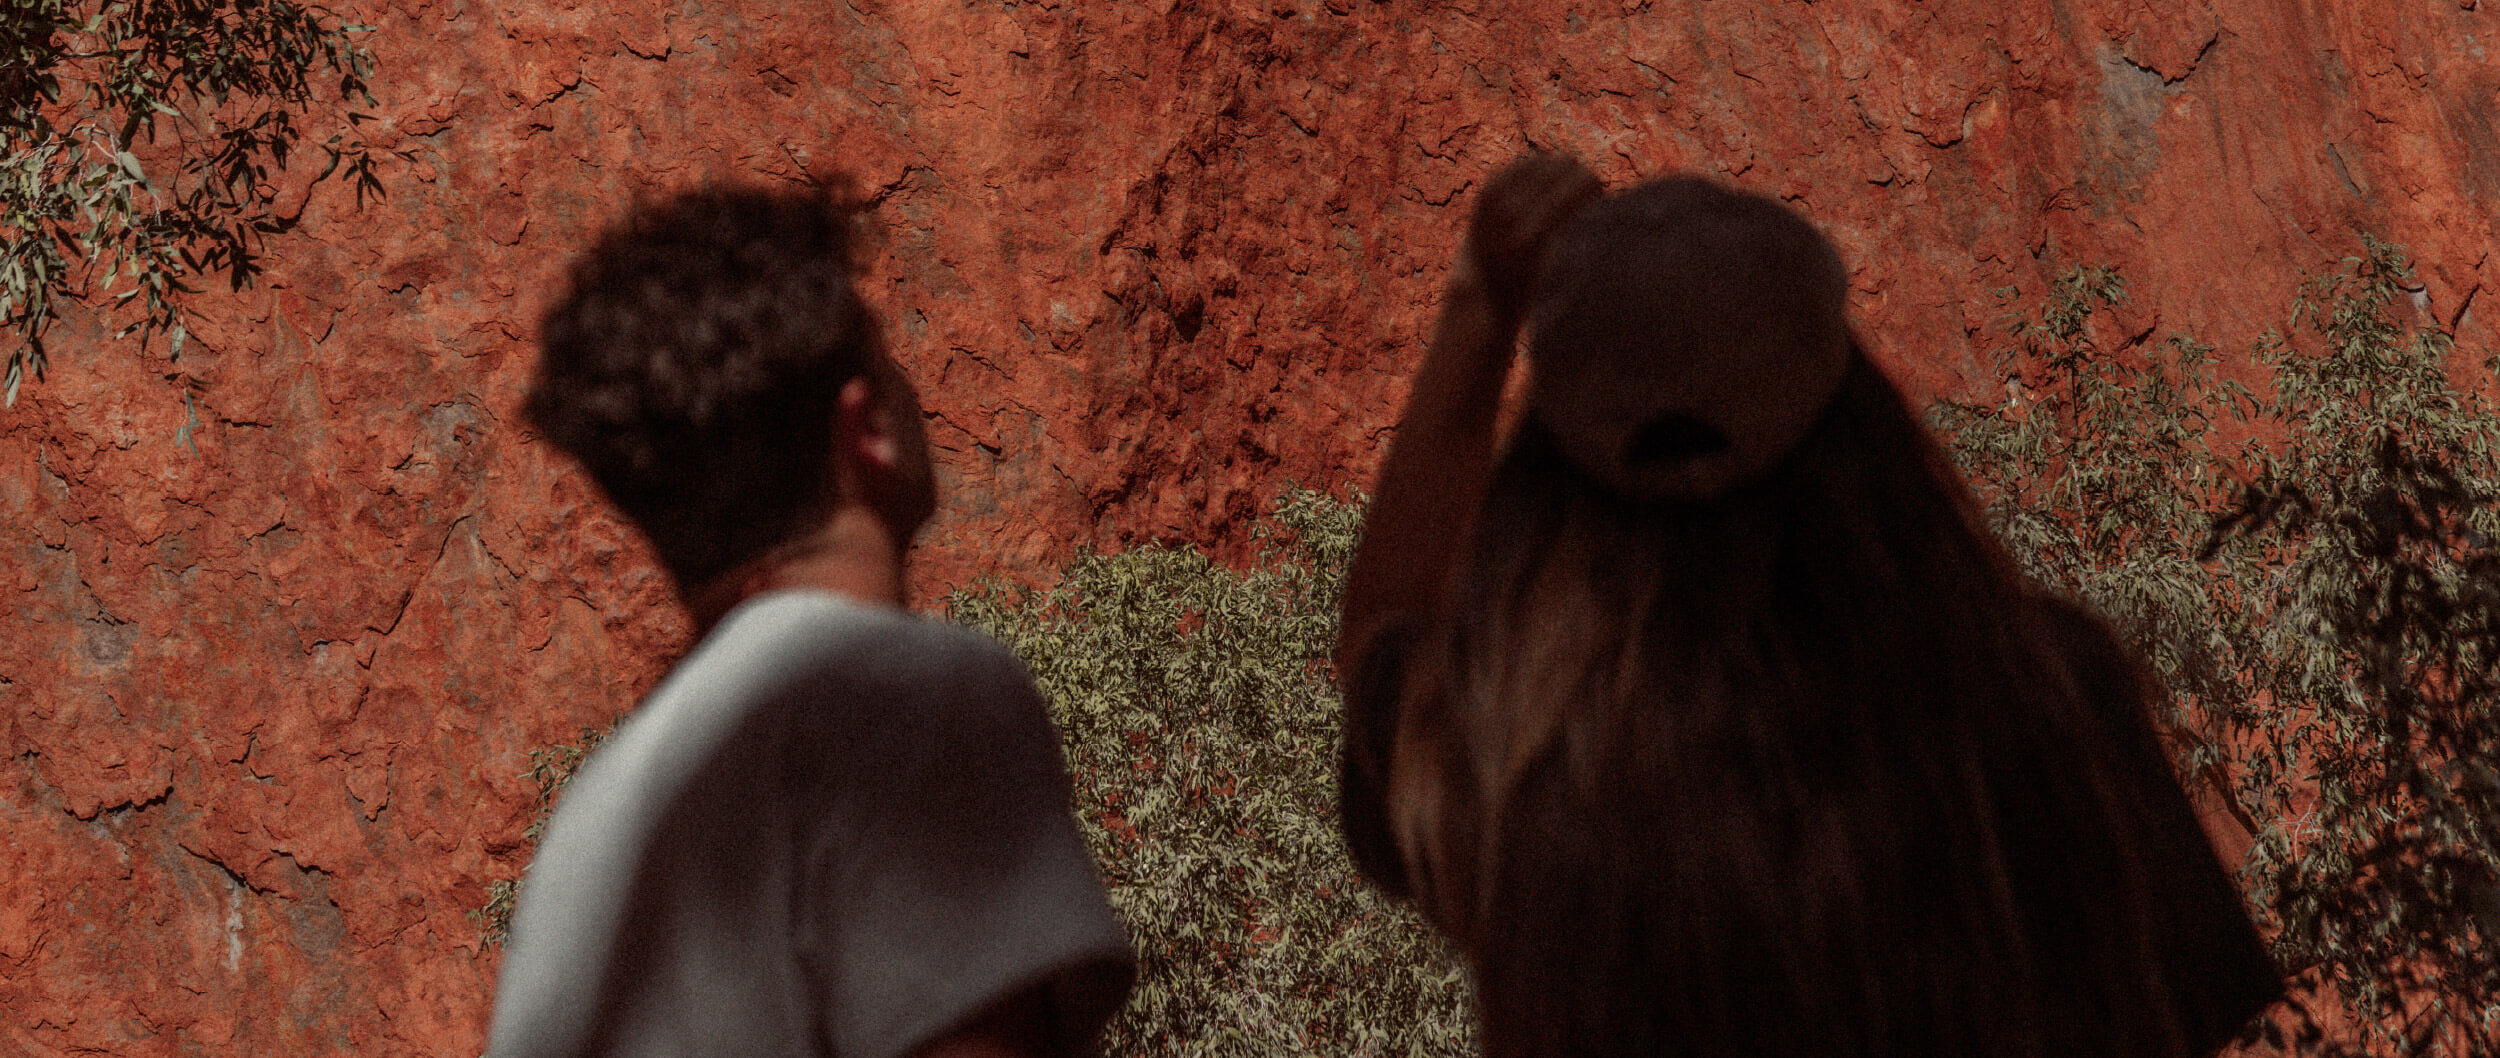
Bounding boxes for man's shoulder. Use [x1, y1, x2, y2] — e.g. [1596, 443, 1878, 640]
[671, 590, 1042, 739]
[485, 595, 1070, 1058]
[701, 590, 1021, 682]
[581, 590, 1054, 837]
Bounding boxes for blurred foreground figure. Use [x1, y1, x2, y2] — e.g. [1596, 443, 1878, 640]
[489, 185, 1133, 1058]
[1335, 155, 2285, 1058]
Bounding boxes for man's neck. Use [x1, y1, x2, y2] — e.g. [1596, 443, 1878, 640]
[686, 508, 910, 635]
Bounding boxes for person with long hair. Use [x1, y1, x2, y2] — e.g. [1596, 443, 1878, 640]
[1335, 154, 2285, 1058]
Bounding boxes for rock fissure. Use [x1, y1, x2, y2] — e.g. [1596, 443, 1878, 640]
[81, 782, 174, 824]
[184, 844, 276, 899]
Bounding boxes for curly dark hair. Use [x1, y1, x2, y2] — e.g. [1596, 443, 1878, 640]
[525, 183, 878, 589]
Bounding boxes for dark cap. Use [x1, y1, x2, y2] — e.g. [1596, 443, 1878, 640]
[1526, 176, 1855, 501]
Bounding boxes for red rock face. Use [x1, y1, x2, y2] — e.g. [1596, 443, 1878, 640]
[3, 0, 2492, 1052]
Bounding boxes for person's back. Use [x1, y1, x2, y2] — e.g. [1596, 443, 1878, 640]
[1335, 156, 2285, 1058]
[488, 185, 1133, 1058]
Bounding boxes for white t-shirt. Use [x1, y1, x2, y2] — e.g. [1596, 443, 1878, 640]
[486, 590, 1135, 1058]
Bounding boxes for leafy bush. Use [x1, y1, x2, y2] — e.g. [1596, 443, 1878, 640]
[3, 0, 382, 407]
[946, 487, 1477, 1057]
[1933, 239, 2500, 1057]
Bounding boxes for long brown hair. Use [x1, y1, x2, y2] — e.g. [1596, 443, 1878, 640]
[1384, 346, 2275, 1058]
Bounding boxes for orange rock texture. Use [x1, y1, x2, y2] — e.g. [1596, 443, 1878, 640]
[3, 0, 2494, 1053]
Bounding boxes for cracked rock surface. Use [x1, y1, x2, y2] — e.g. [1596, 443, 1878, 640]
[3, 0, 2495, 1053]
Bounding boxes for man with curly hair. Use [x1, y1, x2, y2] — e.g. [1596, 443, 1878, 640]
[486, 184, 1135, 1058]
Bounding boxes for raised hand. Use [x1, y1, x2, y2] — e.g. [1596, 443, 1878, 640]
[1338, 153, 1601, 708]
[1451, 153, 1606, 325]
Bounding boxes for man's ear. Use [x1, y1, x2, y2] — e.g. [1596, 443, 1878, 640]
[834, 374, 901, 473]
[833, 363, 939, 540]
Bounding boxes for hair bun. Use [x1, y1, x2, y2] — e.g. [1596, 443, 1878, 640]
[1526, 175, 1855, 502]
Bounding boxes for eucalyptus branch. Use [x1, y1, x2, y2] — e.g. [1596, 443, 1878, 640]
[2, 0, 383, 413]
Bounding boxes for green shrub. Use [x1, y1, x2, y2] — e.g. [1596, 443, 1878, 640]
[1933, 239, 2500, 1056]
[946, 487, 1477, 1057]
